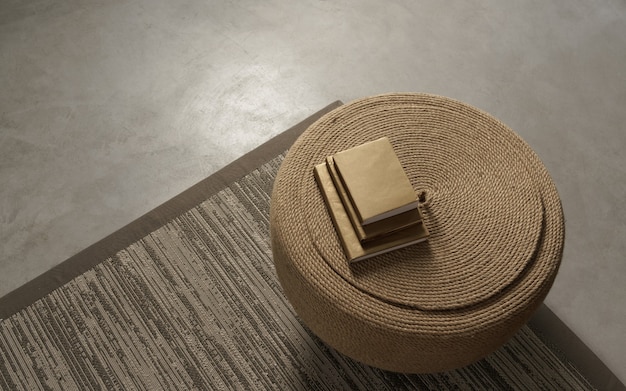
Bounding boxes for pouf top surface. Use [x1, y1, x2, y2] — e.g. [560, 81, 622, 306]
[286, 93, 551, 311]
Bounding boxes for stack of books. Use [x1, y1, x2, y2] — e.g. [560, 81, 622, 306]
[314, 137, 429, 263]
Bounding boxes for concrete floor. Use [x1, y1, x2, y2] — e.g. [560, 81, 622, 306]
[1, 0, 625, 383]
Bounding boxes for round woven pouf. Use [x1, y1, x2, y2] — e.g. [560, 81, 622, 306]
[270, 93, 564, 373]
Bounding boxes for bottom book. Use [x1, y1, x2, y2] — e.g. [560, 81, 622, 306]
[314, 163, 429, 263]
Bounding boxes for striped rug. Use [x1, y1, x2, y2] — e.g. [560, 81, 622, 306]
[0, 104, 596, 390]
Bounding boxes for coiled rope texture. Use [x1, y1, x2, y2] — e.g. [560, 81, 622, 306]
[270, 93, 564, 373]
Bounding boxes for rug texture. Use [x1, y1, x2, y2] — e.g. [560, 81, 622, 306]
[0, 104, 594, 390]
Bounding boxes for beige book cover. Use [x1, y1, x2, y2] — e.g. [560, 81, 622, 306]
[314, 163, 428, 263]
[326, 156, 422, 243]
[332, 137, 418, 224]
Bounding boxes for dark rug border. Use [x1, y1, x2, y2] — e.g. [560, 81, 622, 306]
[0, 100, 342, 319]
[0, 99, 622, 390]
[528, 305, 625, 390]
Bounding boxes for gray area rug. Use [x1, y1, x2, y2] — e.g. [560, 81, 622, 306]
[0, 151, 595, 390]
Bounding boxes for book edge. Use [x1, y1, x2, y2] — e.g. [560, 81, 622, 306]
[326, 156, 368, 242]
[352, 221, 430, 263]
[313, 163, 365, 261]
[352, 234, 429, 263]
[360, 209, 423, 244]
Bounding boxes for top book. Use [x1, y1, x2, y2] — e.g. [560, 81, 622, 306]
[332, 137, 419, 225]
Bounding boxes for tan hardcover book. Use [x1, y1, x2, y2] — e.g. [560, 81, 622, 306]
[332, 137, 418, 224]
[326, 155, 422, 243]
[314, 163, 429, 263]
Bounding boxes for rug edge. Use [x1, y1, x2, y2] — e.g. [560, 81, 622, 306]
[0, 100, 342, 320]
[529, 304, 626, 391]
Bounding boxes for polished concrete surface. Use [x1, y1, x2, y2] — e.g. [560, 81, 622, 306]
[1, 0, 625, 383]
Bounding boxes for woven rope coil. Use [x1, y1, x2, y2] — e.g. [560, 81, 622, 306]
[270, 93, 564, 373]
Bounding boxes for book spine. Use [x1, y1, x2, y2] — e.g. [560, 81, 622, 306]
[313, 164, 364, 262]
[326, 156, 368, 242]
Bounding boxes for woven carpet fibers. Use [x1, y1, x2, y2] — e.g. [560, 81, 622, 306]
[0, 122, 594, 391]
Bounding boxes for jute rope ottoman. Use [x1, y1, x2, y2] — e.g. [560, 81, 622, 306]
[270, 93, 564, 373]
